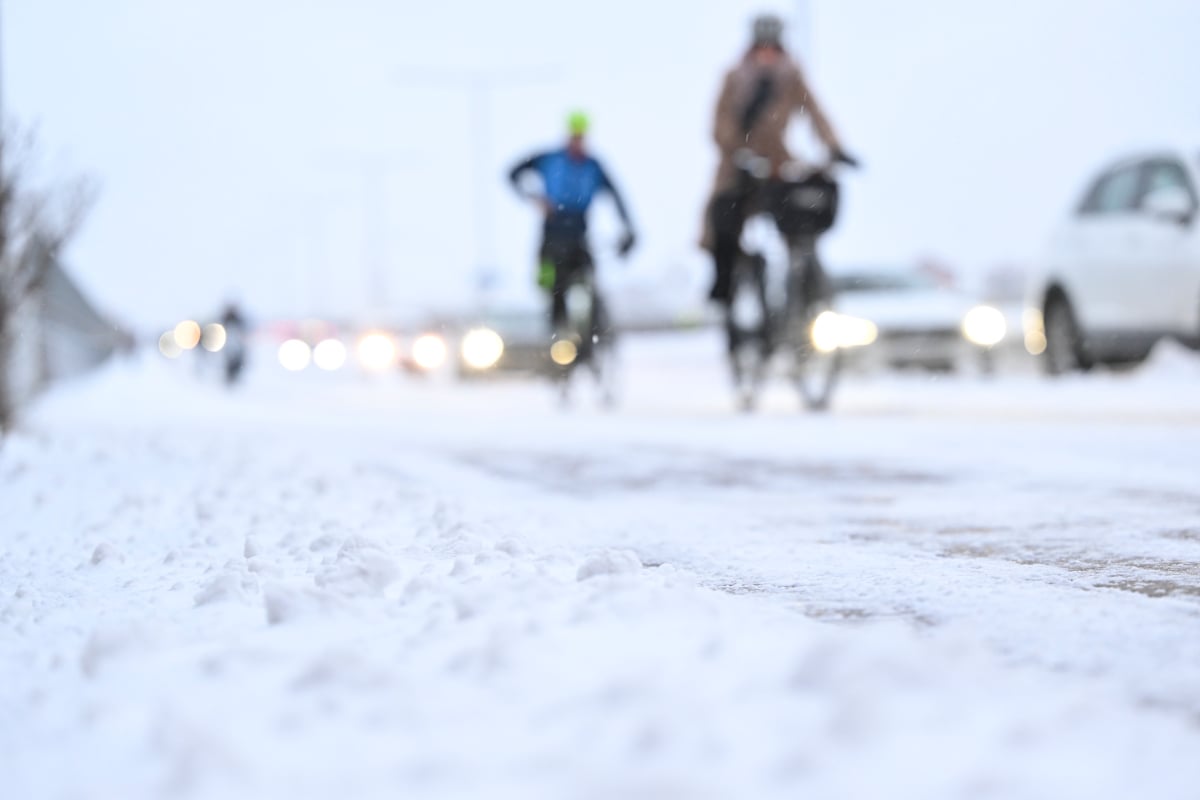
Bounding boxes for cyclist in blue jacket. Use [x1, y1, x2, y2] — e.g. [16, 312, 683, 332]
[509, 111, 637, 333]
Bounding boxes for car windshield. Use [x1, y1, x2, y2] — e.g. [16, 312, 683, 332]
[478, 311, 547, 339]
[831, 271, 941, 293]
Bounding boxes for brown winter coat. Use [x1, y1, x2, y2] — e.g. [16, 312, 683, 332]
[700, 53, 843, 250]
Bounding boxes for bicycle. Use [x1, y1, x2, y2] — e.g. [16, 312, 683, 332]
[544, 242, 619, 409]
[723, 151, 852, 412]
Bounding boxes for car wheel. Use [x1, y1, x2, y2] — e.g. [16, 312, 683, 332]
[1043, 295, 1090, 376]
[1193, 296, 1200, 351]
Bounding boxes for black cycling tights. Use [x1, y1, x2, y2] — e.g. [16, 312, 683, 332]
[709, 189, 752, 304]
[540, 236, 593, 332]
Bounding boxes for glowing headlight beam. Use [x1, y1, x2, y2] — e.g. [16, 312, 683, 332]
[158, 332, 183, 359]
[835, 315, 878, 349]
[173, 320, 202, 350]
[201, 323, 227, 352]
[411, 334, 448, 371]
[461, 328, 505, 370]
[313, 338, 347, 371]
[811, 311, 843, 354]
[357, 333, 398, 372]
[278, 338, 312, 371]
[1025, 330, 1047, 355]
[811, 311, 878, 353]
[1023, 308, 1047, 355]
[550, 338, 578, 366]
[962, 305, 1007, 348]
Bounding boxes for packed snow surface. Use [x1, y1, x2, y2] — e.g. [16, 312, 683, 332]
[3, 331, 1199, 799]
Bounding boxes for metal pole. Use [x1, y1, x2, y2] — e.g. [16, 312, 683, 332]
[393, 66, 559, 299]
[469, 79, 491, 291]
[792, 0, 813, 66]
[0, 0, 5, 124]
[362, 158, 388, 314]
[313, 153, 413, 322]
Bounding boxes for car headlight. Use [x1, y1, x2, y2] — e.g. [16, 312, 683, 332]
[962, 305, 1007, 347]
[461, 328, 504, 370]
[313, 338, 348, 371]
[550, 338, 578, 366]
[278, 338, 312, 371]
[173, 320, 202, 350]
[411, 333, 447, 371]
[201, 323, 227, 352]
[158, 331, 183, 359]
[357, 332, 398, 371]
[1022, 308, 1047, 355]
[811, 311, 878, 353]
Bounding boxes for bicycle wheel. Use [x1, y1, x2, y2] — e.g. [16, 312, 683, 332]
[551, 277, 610, 408]
[546, 310, 575, 410]
[588, 293, 620, 409]
[785, 253, 842, 412]
[726, 251, 770, 411]
[548, 333, 575, 408]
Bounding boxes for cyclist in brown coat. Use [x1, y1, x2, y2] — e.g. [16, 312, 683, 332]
[703, 13, 857, 303]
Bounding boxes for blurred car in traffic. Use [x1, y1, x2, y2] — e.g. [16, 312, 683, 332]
[831, 267, 1008, 373]
[249, 320, 448, 376]
[456, 308, 552, 378]
[1025, 145, 1200, 374]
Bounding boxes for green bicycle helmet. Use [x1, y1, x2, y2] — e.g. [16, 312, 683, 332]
[567, 110, 590, 136]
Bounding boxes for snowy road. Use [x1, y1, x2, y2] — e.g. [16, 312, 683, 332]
[3, 330, 1200, 799]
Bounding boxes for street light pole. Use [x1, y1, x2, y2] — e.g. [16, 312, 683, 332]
[316, 152, 414, 321]
[792, 0, 813, 66]
[394, 66, 558, 299]
[0, 1, 5, 125]
[467, 77, 492, 294]
[0, 0, 5, 124]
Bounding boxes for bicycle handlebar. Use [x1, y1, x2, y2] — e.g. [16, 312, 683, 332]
[733, 148, 860, 183]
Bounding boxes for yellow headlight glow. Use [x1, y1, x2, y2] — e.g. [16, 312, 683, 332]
[173, 320, 202, 350]
[1023, 308, 1047, 355]
[357, 333, 398, 372]
[550, 339, 578, 366]
[412, 334, 448, 371]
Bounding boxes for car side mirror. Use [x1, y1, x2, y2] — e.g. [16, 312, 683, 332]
[1142, 185, 1195, 225]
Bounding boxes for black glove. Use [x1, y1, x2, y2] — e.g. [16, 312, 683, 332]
[618, 230, 637, 258]
[832, 149, 861, 168]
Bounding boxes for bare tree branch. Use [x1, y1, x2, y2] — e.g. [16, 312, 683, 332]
[0, 123, 99, 432]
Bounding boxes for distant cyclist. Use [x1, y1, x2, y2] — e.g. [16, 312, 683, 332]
[219, 301, 248, 387]
[701, 13, 857, 304]
[508, 111, 637, 335]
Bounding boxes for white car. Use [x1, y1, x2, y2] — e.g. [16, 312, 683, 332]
[1025, 146, 1200, 374]
[831, 268, 1008, 373]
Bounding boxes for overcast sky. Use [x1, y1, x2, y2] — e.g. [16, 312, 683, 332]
[9, 0, 1200, 330]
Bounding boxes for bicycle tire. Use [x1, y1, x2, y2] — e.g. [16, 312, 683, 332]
[589, 294, 620, 409]
[548, 283, 588, 406]
[789, 305, 842, 411]
[785, 250, 842, 412]
[551, 270, 620, 409]
[725, 251, 770, 411]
